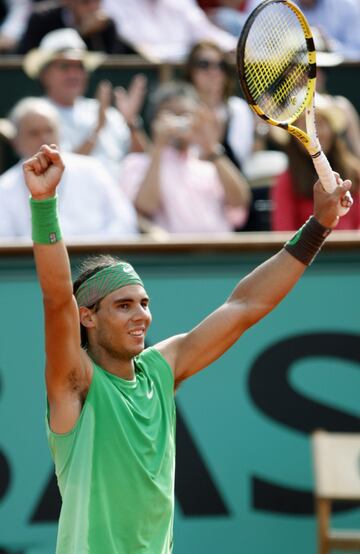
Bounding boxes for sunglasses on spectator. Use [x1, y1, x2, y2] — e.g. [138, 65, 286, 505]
[192, 59, 227, 71]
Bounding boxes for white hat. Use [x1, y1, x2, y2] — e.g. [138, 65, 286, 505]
[23, 28, 105, 79]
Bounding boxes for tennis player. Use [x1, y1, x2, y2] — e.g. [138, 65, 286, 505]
[24, 143, 352, 553]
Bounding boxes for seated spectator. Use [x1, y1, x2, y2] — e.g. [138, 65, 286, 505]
[119, 81, 251, 234]
[102, 0, 236, 62]
[17, 0, 135, 54]
[271, 94, 360, 231]
[296, 0, 360, 61]
[183, 40, 255, 169]
[0, 97, 139, 240]
[22, 28, 146, 178]
[0, 0, 31, 53]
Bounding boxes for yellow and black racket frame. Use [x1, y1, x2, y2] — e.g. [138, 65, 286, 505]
[236, 0, 318, 152]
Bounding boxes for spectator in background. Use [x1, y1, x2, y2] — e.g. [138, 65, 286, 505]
[183, 40, 255, 169]
[197, 0, 262, 37]
[17, 0, 135, 54]
[0, 0, 31, 53]
[258, 26, 360, 159]
[295, 0, 360, 61]
[0, 97, 139, 240]
[262, 26, 360, 160]
[23, 28, 146, 178]
[312, 26, 360, 159]
[120, 81, 251, 234]
[271, 94, 360, 231]
[102, 0, 236, 63]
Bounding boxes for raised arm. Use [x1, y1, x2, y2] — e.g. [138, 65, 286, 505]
[23, 144, 90, 433]
[156, 177, 353, 386]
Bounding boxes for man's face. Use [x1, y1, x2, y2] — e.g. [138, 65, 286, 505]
[87, 285, 152, 360]
[14, 111, 59, 159]
[40, 56, 88, 106]
[154, 96, 198, 151]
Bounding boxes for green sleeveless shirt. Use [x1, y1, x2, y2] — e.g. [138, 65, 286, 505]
[46, 347, 176, 553]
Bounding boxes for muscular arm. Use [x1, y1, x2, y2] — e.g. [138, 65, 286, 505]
[33, 240, 86, 399]
[24, 145, 91, 433]
[156, 177, 352, 385]
[158, 248, 304, 386]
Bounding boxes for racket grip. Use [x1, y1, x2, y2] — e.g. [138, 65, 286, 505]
[312, 151, 350, 216]
[312, 151, 336, 192]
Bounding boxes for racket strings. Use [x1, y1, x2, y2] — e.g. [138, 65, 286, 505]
[243, 4, 310, 122]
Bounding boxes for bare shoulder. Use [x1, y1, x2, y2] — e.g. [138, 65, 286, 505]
[153, 333, 187, 373]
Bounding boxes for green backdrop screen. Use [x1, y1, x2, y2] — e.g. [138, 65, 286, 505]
[0, 245, 359, 554]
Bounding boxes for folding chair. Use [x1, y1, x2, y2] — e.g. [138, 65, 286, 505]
[311, 430, 360, 554]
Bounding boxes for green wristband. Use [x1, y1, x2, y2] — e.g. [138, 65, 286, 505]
[284, 216, 331, 266]
[30, 196, 62, 244]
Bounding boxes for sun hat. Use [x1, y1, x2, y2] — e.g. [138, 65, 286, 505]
[23, 28, 105, 79]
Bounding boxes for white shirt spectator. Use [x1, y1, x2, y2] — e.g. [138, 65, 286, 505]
[0, 153, 138, 241]
[103, 0, 236, 62]
[49, 96, 131, 179]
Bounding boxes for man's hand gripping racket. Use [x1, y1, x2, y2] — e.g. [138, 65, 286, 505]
[236, 0, 352, 215]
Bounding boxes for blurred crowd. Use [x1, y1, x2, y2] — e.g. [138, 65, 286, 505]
[0, 0, 359, 241]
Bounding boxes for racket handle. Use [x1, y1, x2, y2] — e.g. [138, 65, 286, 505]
[312, 151, 336, 192]
[312, 151, 350, 216]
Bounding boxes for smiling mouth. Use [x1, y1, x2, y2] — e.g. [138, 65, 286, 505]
[129, 329, 145, 338]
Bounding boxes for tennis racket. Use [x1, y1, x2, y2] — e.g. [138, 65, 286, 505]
[236, 0, 349, 214]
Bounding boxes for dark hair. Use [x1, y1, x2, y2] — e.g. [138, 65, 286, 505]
[73, 254, 128, 348]
[183, 40, 235, 100]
